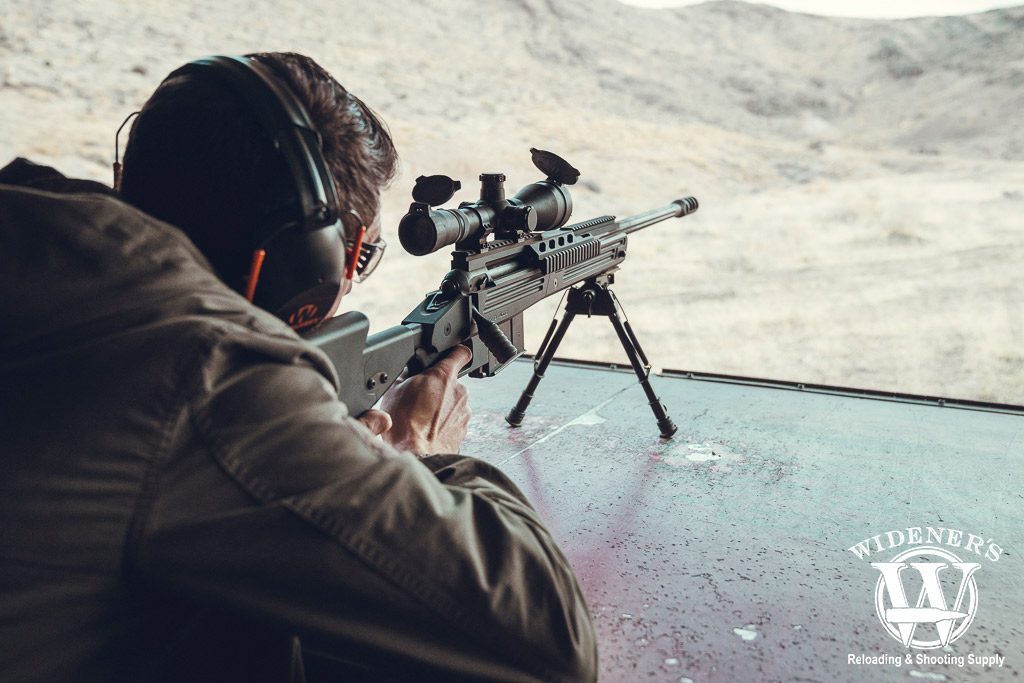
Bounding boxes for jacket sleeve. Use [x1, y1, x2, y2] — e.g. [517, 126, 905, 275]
[128, 324, 599, 683]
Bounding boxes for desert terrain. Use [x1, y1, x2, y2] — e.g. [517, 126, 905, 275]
[2, 0, 1022, 403]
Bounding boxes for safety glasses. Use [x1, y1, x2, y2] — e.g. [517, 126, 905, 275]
[340, 210, 386, 283]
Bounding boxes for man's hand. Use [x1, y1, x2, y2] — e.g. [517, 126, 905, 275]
[379, 345, 473, 456]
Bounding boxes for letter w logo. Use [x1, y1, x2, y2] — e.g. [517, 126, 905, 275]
[871, 560, 980, 648]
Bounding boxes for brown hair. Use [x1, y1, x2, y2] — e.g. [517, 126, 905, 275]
[120, 52, 398, 290]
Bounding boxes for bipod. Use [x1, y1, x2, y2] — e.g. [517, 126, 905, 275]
[505, 275, 678, 438]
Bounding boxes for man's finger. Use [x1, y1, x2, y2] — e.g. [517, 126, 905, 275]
[357, 409, 393, 436]
[431, 345, 473, 376]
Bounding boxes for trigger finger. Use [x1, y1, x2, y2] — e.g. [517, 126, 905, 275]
[436, 345, 473, 375]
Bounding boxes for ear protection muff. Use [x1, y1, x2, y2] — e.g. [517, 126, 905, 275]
[163, 55, 349, 331]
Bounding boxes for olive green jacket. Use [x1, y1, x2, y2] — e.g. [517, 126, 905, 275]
[0, 160, 598, 682]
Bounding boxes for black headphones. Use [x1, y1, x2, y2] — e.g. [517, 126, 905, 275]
[163, 55, 350, 331]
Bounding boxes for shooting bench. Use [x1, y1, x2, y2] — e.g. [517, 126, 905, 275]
[461, 359, 1023, 682]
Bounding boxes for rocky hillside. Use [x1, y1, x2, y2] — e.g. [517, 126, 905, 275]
[3, 0, 1023, 173]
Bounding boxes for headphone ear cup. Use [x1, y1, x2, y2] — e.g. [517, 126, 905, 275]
[251, 222, 347, 332]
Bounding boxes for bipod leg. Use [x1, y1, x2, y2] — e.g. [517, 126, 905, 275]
[506, 306, 577, 427]
[600, 287, 678, 438]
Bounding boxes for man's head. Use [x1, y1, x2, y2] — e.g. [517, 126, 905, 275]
[120, 52, 397, 325]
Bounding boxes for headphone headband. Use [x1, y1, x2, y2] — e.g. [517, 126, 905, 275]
[166, 55, 341, 238]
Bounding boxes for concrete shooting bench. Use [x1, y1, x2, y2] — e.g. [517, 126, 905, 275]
[461, 358, 1023, 682]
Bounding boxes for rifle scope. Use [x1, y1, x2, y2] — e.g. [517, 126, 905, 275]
[398, 149, 579, 256]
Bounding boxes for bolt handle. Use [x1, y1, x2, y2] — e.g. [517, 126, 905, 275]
[472, 308, 519, 365]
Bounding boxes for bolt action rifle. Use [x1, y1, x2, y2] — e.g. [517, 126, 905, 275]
[306, 149, 698, 437]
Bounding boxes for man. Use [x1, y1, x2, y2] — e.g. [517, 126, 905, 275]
[0, 52, 598, 682]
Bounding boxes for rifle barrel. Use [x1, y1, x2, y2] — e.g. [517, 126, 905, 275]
[620, 197, 699, 235]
